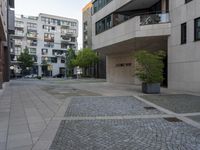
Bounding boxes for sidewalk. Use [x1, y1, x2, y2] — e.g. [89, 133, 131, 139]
[0, 80, 63, 150]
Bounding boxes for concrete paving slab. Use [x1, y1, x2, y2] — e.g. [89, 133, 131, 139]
[142, 94, 200, 113]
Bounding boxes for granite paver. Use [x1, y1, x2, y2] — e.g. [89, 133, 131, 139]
[50, 118, 200, 150]
[65, 96, 164, 117]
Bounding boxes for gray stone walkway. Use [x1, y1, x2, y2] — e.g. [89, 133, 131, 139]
[0, 80, 63, 150]
[1, 79, 200, 150]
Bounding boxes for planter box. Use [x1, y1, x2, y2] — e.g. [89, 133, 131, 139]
[142, 83, 160, 94]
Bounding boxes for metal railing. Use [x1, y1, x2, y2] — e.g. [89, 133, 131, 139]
[140, 13, 170, 25]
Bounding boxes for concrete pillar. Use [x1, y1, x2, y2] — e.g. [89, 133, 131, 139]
[0, 41, 3, 89]
[161, 0, 167, 12]
[4, 46, 9, 82]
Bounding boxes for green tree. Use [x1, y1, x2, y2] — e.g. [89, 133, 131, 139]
[18, 47, 34, 75]
[72, 48, 99, 76]
[65, 48, 76, 77]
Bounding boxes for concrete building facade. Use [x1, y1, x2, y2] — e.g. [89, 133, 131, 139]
[91, 0, 200, 92]
[0, 0, 15, 88]
[11, 13, 78, 77]
[82, 2, 106, 78]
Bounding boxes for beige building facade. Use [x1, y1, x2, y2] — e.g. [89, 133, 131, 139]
[91, 0, 200, 92]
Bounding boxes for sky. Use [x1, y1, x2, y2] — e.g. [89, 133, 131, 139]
[15, 0, 91, 49]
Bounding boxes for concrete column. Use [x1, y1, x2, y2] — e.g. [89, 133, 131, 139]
[38, 65, 42, 76]
[4, 46, 9, 82]
[0, 41, 3, 89]
[161, 0, 167, 12]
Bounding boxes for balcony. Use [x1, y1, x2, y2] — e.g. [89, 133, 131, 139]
[93, 12, 171, 50]
[15, 41, 22, 46]
[13, 32, 24, 38]
[27, 32, 37, 39]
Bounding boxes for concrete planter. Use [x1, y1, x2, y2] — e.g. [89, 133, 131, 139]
[142, 83, 160, 94]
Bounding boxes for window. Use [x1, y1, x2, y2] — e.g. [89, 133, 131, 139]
[95, 14, 112, 34]
[44, 33, 54, 42]
[27, 22, 37, 30]
[194, 17, 200, 41]
[41, 49, 48, 55]
[181, 23, 187, 44]
[44, 42, 54, 48]
[43, 25, 56, 32]
[51, 57, 57, 63]
[93, 0, 112, 14]
[185, 0, 192, 3]
[29, 48, 36, 55]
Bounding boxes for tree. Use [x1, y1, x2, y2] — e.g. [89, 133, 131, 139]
[65, 48, 76, 77]
[72, 48, 99, 76]
[17, 47, 34, 75]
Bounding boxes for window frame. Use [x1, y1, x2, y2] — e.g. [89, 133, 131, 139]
[181, 22, 187, 44]
[194, 17, 200, 41]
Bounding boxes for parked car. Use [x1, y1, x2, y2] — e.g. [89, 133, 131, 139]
[24, 74, 38, 78]
[53, 73, 64, 78]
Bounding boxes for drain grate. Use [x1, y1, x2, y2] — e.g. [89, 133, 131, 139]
[164, 117, 183, 122]
[144, 106, 156, 110]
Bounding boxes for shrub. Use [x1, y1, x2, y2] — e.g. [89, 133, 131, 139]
[134, 50, 166, 83]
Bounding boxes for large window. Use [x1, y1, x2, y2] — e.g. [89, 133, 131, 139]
[194, 17, 200, 41]
[96, 14, 112, 34]
[181, 23, 187, 44]
[93, 0, 112, 14]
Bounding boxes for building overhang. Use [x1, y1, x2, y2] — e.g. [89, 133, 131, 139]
[116, 0, 160, 13]
[94, 36, 168, 55]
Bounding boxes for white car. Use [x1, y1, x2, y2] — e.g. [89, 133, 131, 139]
[25, 74, 38, 78]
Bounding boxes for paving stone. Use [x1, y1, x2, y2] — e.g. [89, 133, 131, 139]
[65, 96, 164, 117]
[188, 115, 200, 123]
[50, 119, 200, 150]
[142, 94, 200, 113]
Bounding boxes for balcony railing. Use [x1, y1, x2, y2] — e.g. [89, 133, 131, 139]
[140, 13, 170, 26]
[96, 11, 170, 35]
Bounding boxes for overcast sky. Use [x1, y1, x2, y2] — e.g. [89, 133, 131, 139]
[15, 0, 91, 49]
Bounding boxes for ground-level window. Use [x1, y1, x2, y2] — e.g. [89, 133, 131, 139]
[181, 23, 187, 44]
[194, 17, 200, 41]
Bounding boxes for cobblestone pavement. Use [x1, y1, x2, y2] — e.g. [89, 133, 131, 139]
[1, 79, 200, 150]
[65, 96, 164, 117]
[142, 94, 200, 113]
[50, 119, 200, 150]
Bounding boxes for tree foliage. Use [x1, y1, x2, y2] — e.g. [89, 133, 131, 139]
[72, 48, 99, 68]
[66, 48, 76, 76]
[134, 50, 166, 83]
[17, 47, 34, 71]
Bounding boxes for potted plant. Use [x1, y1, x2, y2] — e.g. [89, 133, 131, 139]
[134, 50, 165, 94]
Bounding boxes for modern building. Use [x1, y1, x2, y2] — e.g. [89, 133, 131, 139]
[0, 0, 15, 89]
[82, 2, 106, 78]
[11, 13, 78, 77]
[91, 0, 200, 92]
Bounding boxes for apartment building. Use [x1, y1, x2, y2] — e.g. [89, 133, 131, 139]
[91, 0, 200, 92]
[82, 2, 106, 78]
[0, 0, 15, 88]
[11, 13, 78, 77]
